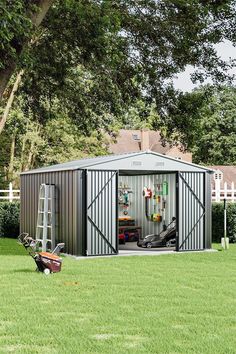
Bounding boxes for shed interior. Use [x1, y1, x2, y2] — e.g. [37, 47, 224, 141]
[118, 172, 176, 251]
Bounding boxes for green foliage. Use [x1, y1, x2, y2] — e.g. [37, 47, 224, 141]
[18, 0, 236, 126]
[41, 115, 109, 165]
[0, 202, 20, 238]
[192, 86, 236, 164]
[212, 202, 236, 243]
[1, 1, 236, 179]
[0, 1, 32, 70]
[158, 85, 236, 164]
[0, 100, 111, 186]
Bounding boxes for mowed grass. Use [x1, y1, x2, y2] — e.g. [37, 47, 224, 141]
[1, 239, 236, 354]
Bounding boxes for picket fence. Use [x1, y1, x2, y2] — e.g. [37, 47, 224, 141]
[0, 182, 235, 203]
[0, 183, 20, 202]
[212, 182, 236, 202]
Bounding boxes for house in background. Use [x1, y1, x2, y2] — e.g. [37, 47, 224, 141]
[208, 165, 236, 202]
[109, 129, 192, 162]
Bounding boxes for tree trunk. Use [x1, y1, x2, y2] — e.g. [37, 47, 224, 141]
[25, 143, 35, 171]
[0, 0, 54, 101]
[7, 134, 16, 182]
[0, 70, 25, 134]
[20, 122, 28, 171]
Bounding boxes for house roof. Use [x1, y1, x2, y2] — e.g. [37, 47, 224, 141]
[109, 129, 191, 157]
[109, 130, 170, 155]
[208, 165, 236, 186]
[21, 151, 214, 175]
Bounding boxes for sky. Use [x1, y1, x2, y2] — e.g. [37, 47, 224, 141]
[173, 40, 236, 92]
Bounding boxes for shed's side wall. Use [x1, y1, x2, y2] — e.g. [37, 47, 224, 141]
[20, 170, 80, 255]
[205, 172, 212, 249]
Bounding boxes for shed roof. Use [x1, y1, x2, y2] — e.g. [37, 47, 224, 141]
[21, 151, 214, 175]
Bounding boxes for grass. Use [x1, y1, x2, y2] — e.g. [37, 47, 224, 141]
[0, 239, 236, 354]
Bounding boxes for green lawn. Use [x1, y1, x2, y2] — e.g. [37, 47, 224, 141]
[1, 239, 236, 354]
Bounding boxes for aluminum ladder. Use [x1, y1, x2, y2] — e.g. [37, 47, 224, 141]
[35, 184, 55, 252]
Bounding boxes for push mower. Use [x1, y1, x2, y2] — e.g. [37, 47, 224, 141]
[18, 233, 65, 275]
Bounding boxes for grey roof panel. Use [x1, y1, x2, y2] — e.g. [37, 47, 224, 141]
[21, 151, 214, 175]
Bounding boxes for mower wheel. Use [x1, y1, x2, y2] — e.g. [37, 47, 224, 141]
[43, 268, 51, 275]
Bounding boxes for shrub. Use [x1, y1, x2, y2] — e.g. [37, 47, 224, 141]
[212, 202, 236, 243]
[0, 202, 20, 238]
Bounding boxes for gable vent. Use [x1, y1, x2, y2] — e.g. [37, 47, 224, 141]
[155, 162, 164, 166]
[132, 161, 142, 166]
[132, 134, 141, 141]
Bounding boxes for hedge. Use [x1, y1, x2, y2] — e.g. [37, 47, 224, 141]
[0, 202, 20, 238]
[212, 202, 236, 243]
[0, 200, 235, 243]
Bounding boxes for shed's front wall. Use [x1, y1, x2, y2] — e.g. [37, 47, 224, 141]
[20, 170, 81, 255]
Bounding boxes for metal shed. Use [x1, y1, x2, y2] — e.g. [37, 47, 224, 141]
[20, 151, 213, 256]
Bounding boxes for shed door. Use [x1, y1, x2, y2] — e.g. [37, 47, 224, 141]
[86, 170, 118, 256]
[177, 172, 205, 251]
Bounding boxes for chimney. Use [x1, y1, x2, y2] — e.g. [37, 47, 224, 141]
[141, 129, 149, 151]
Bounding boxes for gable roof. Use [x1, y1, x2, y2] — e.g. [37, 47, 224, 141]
[208, 165, 236, 186]
[21, 151, 213, 175]
[109, 129, 192, 162]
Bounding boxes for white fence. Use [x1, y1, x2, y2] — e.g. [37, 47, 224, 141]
[212, 182, 236, 202]
[0, 182, 236, 203]
[0, 183, 20, 202]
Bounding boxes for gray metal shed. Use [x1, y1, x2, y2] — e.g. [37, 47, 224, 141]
[20, 151, 213, 256]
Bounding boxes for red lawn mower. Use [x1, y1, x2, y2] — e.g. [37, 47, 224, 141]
[18, 233, 65, 275]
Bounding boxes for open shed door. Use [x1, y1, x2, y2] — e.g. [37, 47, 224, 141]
[85, 170, 118, 256]
[177, 172, 205, 251]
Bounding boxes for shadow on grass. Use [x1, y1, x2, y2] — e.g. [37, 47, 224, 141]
[13, 268, 36, 273]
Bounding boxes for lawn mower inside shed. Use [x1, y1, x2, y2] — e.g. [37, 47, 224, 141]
[18, 233, 65, 275]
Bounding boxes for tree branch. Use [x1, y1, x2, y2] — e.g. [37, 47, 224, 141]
[0, 0, 54, 101]
[0, 70, 25, 134]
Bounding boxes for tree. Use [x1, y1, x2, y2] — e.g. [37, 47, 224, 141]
[0, 96, 110, 187]
[40, 115, 109, 165]
[192, 86, 236, 164]
[1, 0, 236, 133]
[0, 0, 54, 100]
[156, 85, 236, 165]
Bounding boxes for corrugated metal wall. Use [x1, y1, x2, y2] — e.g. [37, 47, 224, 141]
[21, 168, 211, 256]
[204, 172, 212, 249]
[86, 170, 118, 256]
[20, 170, 80, 255]
[119, 174, 176, 238]
[178, 172, 205, 251]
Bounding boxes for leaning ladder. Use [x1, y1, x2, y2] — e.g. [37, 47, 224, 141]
[35, 184, 55, 252]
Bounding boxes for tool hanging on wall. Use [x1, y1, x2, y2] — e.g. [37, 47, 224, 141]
[152, 185, 162, 222]
[143, 187, 152, 219]
[143, 187, 162, 222]
[123, 190, 130, 215]
[161, 181, 168, 229]
[119, 183, 133, 216]
[162, 199, 167, 230]
[163, 181, 168, 196]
